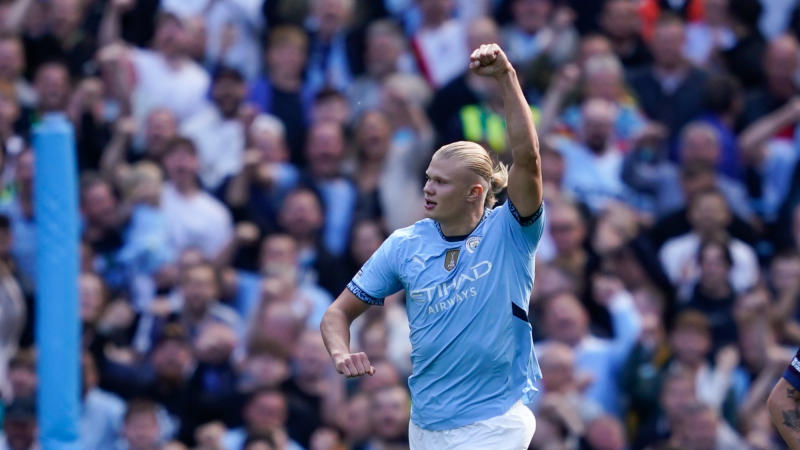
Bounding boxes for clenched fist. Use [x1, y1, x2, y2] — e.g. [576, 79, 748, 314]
[469, 43, 512, 79]
[333, 352, 375, 378]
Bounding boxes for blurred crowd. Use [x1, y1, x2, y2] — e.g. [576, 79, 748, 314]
[2, 0, 800, 449]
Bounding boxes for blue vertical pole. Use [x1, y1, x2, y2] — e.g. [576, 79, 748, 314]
[33, 113, 80, 450]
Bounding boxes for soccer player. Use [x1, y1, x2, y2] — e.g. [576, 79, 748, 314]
[320, 43, 544, 449]
[768, 349, 800, 450]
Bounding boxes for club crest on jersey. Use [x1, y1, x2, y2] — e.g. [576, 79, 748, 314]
[465, 236, 481, 253]
[444, 248, 460, 271]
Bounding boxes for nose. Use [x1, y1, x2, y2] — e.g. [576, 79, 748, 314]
[423, 180, 434, 196]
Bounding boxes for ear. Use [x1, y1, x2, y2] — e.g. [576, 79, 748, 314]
[466, 183, 484, 204]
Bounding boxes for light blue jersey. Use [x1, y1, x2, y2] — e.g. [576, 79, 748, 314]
[347, 200, 545, 430]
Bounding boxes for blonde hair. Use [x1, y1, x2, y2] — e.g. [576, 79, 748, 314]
[434, 141, 508, 208]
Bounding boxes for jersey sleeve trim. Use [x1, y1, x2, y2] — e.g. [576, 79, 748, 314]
[508, 200, 544, 227]
[347, 280, 385, 306]
[784, 350, 800, 390]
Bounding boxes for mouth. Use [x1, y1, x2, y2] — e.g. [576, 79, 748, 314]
[424, 199, 436, 210]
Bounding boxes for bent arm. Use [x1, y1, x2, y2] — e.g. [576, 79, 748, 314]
[321, 289, 371, 362]
[769, 377, 800, 450]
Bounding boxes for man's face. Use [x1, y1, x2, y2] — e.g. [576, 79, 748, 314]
[293, 332, 330, 380]
[670, 328, 710, 366]
[313, 0, 351, 37]
[539, 347, 574, 392]
[582, 103, 615, 153]
[267, 42, 306, 79]
[8, 367, 36, 399]
[771, 256, 800, 293]
[277, 191, 324, 241]
[661, 376, 696, 419]
[151, 340, 192, 381]
[511, 0, 551, 33]
[145, 110, 178, 157]
[211, 76, 245, 119]
[680, 409, 718, 450]
[34, 65, 69, 112]
[764, 37, 799, 97]
[181, 265, 217, 315]
[260, 235, 298, 271]
[245, 393, 286, 432]
[123, 412, 160, 450]
[585, 417, 626, 450]
[688, 194, 730, 236]
[3, 419, 36, 450]
[48, 0, 83, 36]
[548, 205, 584, 255]
[651, 22, 685, 69]
[417, 0, 453, 25]
[163, 147, 199, 184]
[356, 111, 391, 160]
[154, 16, 186, 56]
[82, 182, 117, 228]
[0, 39, 23, 80]
[79, 274, 105, 323]
[681, 129, 720, 166]
[543, 294, 588, 347]
[306, 123, 345, 179]
[371, 387, 410, 439]
[366, 33, 401, 77]
[698, 244, 730, 287]
[600, 0, 639, 39]
[350, 221, 384, 266]
[422, 155, 481, 223]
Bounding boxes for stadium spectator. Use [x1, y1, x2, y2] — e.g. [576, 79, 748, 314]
[658, 189, 759, 297]
[6, 1, 800, 448]
[159, 138, 234, 259]
[180, 66, 247, 191]
[0, 396, 36, 450]
[627, 15, 708, 146]
[541, 282, 641, 415]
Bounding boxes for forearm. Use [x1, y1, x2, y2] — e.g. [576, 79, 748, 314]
[99, 134, 130, 183]
[739, 104, 799, 161]
[497, 69, 540, 168]
[99, 6, 124, 47]
[769, 378, 800, 450]
[320, 307, 353, 358]
[1, 0, 34, 35]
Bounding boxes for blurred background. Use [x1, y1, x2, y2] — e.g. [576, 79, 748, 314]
[1, 0, 800, 449]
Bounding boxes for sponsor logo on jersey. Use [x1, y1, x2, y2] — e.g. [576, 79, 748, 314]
[408, 260, 493, 306]
[465, 236, 481, 253]
[444, 248, 460, 271]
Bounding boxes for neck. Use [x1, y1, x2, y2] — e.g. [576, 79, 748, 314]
[174, 180, 197, 195]
[655, 61, 687, 77]
[437, 207, 484, 237]
[270, 71, 301, 91]
[700, 280, 731, 299]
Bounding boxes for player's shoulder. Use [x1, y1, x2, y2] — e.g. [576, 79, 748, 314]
[393, 218, 438, 238]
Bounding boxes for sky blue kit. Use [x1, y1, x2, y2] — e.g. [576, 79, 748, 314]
[348, 200, 546, 430]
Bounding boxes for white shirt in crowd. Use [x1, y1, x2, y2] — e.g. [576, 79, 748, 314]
[659, 232, 759, 298]
[180, 103, 245, 191]
[160, 183, 234, 259]
[130, 48, 210, 125]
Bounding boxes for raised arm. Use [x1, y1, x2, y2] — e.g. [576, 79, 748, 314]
[469, 44, 543, 215]
[320, 289, 375, 378]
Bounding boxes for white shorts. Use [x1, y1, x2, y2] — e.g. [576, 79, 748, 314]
[409, 400, 536, 450]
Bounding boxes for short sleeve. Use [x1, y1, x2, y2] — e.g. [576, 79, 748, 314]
[347, 233, 403, 306]
[784, 348, 800, 391]
[498, 200, 545, 253]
